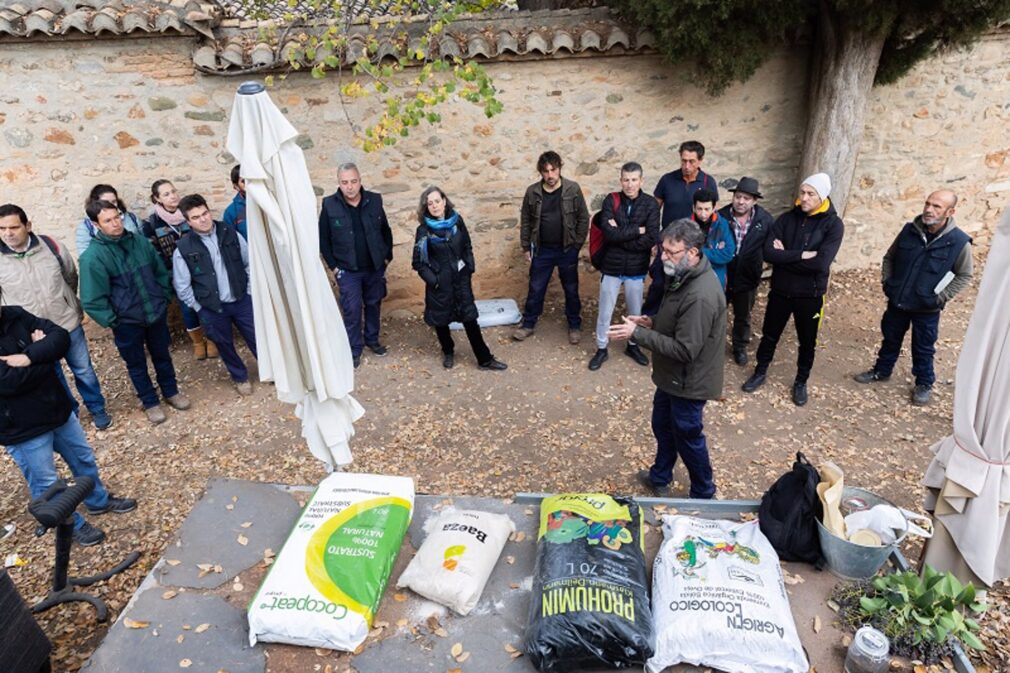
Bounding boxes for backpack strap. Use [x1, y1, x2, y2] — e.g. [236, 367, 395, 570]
[39, 234, 72, 287]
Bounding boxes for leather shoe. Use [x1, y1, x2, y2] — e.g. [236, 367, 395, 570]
[741, 371, 767, 393]
[442, 353, 455, 369]
[366, 342, 388, 356]
[911, 384, 932, 406]
[636, 469, 671, 498]
[512, 327, 535, 341]
[145, 405, 167, 424]
[568, 329, 581, 345]
[479, 358, 508, 371]
[854, 369, 890, 384]
[733, 350, 748, 366]
[625, 344, 649, 366]
[792, 382, 808, 406]
[588, 348, 608, 371]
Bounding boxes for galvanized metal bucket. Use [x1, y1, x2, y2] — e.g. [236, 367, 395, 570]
[817, 486, 908, 580]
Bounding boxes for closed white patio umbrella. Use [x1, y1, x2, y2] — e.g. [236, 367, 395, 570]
[922, 205, 1010, 587]
[226, 82, 363, 469]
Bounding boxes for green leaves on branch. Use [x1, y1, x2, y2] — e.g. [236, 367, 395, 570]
[856, 566, 988, 651]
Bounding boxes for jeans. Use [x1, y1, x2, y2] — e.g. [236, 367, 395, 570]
[872, 304, 941, 387]
[521, 246, 581, 329]
[754, 292, 825, 383]
[728, 288, 758, 353]
[648, 389, 715, 499]
[5, 414, 110, 530]
[595, 274, 644, 349]
[199, 295, 258, 383]
[179, 300, 200, 330]
[336, 269, 387, 357]
[62, 325, 107, 415]
[434, 321, 493, 364]
[112, 313, 178, 408]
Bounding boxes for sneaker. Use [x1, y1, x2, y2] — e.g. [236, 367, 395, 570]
[854, 369, 890, 384]
[73, 521, 106, 547]
[235, 380, 253, 396]
[353, 355, 361, 369]
[588, 348, 609, 371]
[366, 342, 388, 356]
[636, 469, 671, 498]
[733, 350, 748, 366]
[625, 344, 649, 367]
[479, 358, 508, 371]
[912, 384, 932, 406]
[741, 371, 767, 393]
[568, 329, 581, 345]
[92, 410, 113, 430]
[792, 382, 809, 407]
[442, 353, 455, 369]
[512, 326, 535, 341]
[145, 405, 167, 424]
[165, 393, 191, 410]
[87, 495, 137, 516]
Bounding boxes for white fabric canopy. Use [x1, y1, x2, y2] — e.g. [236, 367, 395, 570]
[226, 86, 363, 469]
[922, 206, 1010, 586]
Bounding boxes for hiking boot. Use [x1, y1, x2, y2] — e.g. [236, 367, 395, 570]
[165, 393, 191, 410]
[145, 405, 167, 425]
[235, 380, 253, 396]
[205, 339, 219, 359]
[733, 350, 748, 366]
[792, 382, 809, 407]
[912, 384, 932, 406]
[568, 329, 581, 345]
[443, 353, 455, 369]
[854, 369, 890, 384]
[741, 370, 767, 393]
[73, 521, 106, 547]
[625, 344, 649, 367]
[637, 469, 671, 498]
[366, 342, 388, 356]
[92, 410, 113, 430]
[512, 326, 535, 341]
[588, 348, 608, 371]
[87, 495, 137, 516]
[479, 358, 508, 371]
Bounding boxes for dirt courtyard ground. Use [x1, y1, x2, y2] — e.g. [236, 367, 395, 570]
[1, 260, 1007, 672]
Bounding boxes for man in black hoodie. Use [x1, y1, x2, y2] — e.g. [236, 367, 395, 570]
[741, 173, 844, 406]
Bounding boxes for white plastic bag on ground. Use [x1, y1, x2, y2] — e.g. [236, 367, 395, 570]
[396, 508, 515, 615]
[648, 516, 808, 673]
[248, 473, 414, 651]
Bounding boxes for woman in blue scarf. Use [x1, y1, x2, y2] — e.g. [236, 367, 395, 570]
[412, 186, 507, 371]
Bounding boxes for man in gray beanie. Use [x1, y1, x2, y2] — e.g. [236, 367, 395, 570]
[741, 173, 844, 406]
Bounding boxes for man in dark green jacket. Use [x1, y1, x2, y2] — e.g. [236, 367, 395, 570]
[608, 219, 727, 499]
[79, 200, 191, 424]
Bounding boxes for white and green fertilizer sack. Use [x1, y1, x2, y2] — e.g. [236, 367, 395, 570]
[247, 473, 414, 651]
[648, 516, 809, 673]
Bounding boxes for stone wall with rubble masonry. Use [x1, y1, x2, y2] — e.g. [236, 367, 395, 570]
[1, 34, 1009, 314]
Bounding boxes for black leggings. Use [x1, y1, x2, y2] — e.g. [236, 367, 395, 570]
[755, 292, 825, 383]
[434, 320, 493, 365]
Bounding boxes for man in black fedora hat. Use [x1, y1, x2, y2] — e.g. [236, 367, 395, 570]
[717, 177, 773, 365]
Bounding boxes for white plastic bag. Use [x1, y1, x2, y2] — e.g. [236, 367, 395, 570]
[247, 473, 414, 651]
[397, 508, 514, 615]
[648, 516, 808, 673]
[844, 505, 933, 545]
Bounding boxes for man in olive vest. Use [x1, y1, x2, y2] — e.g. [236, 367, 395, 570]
[853, 190, 972, 406]
[173, 194, 257, 395]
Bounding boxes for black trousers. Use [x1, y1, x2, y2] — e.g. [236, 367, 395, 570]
[754, 292, 825, 383]
[434, 321, 493, 365]
[728, 288, 758, 352]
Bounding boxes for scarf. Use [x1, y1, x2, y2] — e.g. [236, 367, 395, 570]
[424, 211, 459, 231]
[154, 203, 187, 227]
[417, 211, 460, 265]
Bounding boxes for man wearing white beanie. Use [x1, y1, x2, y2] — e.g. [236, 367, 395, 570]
[741, 172, 844, 406]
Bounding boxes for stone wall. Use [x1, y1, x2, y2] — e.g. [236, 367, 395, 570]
[1, 34, 1007, 313]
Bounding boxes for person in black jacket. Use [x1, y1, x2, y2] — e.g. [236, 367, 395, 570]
[318, 163, 393, 368]
[412, 187, 507, 371]
[717, 177, 774, 366]
[590, 162, 660, 371]
[0, 299, 135, 547]
[741, 173, 844, 406]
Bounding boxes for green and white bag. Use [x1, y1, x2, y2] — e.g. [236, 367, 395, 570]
[247, 473, 414, 651]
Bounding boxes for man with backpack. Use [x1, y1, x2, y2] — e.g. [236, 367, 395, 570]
[589, 162, 660, 371]
[514, 151, 590, 345]
[0, 204, 112, 430]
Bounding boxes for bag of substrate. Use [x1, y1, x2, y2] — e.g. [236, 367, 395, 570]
[247, 473, 413, 651]
[648, 515, 809, 673]
[524, 493, 653, 673]
[396, 508, 514, 615]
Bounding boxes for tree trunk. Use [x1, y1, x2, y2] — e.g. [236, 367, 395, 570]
[798, 3, 888, 214]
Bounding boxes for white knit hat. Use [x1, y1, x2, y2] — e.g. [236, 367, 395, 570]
[801, 173, 832, 199]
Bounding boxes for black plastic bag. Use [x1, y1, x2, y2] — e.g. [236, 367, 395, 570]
[524, 494, 653, 672]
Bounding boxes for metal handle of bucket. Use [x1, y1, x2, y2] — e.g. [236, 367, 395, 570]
[898, 508, 933, 538]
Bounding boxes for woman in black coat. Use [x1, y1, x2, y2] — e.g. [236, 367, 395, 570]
[412, 187, 507, 371]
